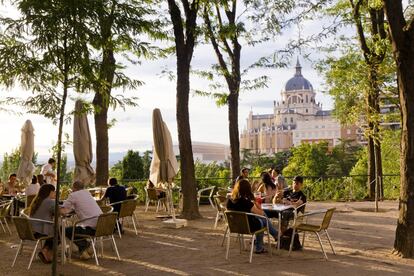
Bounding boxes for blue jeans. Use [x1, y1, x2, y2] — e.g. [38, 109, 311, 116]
[255, 217, 278, 251]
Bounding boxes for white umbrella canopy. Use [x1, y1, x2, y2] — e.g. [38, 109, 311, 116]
[16, 120, 35, 188]
[149, 108, 178, 185]
[73, 100, 95, 185]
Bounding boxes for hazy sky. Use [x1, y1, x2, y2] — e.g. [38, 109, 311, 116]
[0, 7, 335, 163]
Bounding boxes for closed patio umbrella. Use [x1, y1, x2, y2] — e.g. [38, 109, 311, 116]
[150, 108, 183, 226]
[73, 100, 95, 185]
[16, 120, 35, 188]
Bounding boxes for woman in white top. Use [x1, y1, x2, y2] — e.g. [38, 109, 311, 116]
[26, 175, 41, 196]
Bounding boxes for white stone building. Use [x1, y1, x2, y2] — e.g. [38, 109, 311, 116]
[240, 59, 359, 154]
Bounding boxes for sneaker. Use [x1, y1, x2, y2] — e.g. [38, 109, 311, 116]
[80, 249, 91, 260]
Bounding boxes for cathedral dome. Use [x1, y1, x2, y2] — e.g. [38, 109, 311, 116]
[284, 58, 313, 92]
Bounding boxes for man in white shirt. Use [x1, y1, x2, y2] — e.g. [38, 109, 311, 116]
[61, 181, 102, 259]
[41, 158, 57, 186]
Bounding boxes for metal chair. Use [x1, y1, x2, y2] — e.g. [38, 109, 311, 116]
[197, 186, 216, 209]
[26, 195, 36, 208]
[110, 196, 140, 238]
[213, 195, 226, 229]
[144, 187, 166, 212]
[288, 208, 336, 259]
[11, 216, 54, 269]
[0, 200, 12, 235]
[224, 211, 271, 263]
[70, 212, 120, 266]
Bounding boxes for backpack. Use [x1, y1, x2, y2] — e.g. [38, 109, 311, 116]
[279, 228, 302, 251]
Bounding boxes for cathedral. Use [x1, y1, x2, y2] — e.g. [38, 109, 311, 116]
[240, 59, 360, 154]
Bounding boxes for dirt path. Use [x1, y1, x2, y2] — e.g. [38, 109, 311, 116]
[0, 201, 412, 275]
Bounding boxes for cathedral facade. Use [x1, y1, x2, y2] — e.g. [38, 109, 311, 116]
[240, 59, 359, 154]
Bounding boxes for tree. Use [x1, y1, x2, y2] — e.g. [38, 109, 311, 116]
[381, 0, 414, 258]
[141, 150, 152, 179]
[166, 0, 201, 219]
[82, 0, 162, 187]
[0, 1, 91, 273]
[122, 150, 144, 180]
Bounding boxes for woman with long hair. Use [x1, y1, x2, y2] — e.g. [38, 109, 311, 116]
[227, 179, 278, 254]
[29, 184, 56, 263]
[258, 172, 277, 203]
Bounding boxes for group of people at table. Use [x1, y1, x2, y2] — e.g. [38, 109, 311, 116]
[0, 158, 129, 264]
[227, 167, 307, 254]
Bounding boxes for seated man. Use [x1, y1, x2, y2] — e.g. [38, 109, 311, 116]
[274, 176, 307, 234]
[102, 178, 127, 213]
[61, 181, 102, 260]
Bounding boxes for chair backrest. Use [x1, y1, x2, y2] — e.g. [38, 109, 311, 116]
[96, 198, 108, 207]
[13, 216, 36, 241]
[213, 196, 226, 212]
[0, 201, 12, 218]
[146, 188, 158, 201]
[20, 208, 30, 218]
[216, 189, 228, 197]
[321, 208, 336, 230]
[26, 195, 36, 208]
[95, 212, 118, 237]
[198, 186, 215, 197]
[224, 211, 252, 235]
[119, 199, 137, 218]
[100, 205, 114, 214]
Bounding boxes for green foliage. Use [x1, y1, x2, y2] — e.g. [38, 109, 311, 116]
[381, 129, 400, 199]
[283, 142, 331, 177]
[0, 148, 21, 182]
[109, 161, 123, 180]
[141, 150, 152, 180]
[240, 149, 291, 177]
[122, 150, 144, 180]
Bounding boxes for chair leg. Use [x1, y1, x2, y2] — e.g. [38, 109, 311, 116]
[249, 235, 255, 263]
[214, 211, 220, 229]
[116, 220, 122, 239]
[225, 233, 231, 260]
[302, 231, 306, 248]
[12, 240, 23, 267]
[209, 198, 215, 209]
[0, 219, 5, 233]
[111, 235, 121, 260]
[145, 199, 150, 212]
[91, 238, 99, 266]
[156, 200, 160, 213]
[4, 219, 11, 235]
[315, 232, 328, 260]
[221, 226, 228, 247]
[28, 240, 40, 269]
[267, 229, 272, 256]
[131, 215, 138, 236]
[325, 230, 336, 255]
[100, 237, 104, 257]
[288, 228, 296, 256]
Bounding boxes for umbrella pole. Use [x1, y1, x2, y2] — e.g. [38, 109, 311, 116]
[167, 182, 176, 221]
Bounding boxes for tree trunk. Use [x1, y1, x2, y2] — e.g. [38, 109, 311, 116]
[93, 43, 115, 187]
[176, 58, 200, 219]
[93, 103, 109, 186]
[167, 0, 201, 219]
[382, 0, 414, 258]
[228, 90, 240, 180]
[367, 136, 376, 199]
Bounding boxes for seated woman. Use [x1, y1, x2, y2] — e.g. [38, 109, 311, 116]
[257, 172, 277, 203]
[29, 184, 56, 263]
[226, 179, 278, 254]
[26, 175, 41, 197]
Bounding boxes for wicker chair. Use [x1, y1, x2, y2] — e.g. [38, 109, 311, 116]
[99, 205, 114, 214]
[110, 196, 139, 238]
[288, 208, 336, 259]
[224, 211, 271, 263]
[12, 216, 54, 269]
[213, 195, 226, 229]
[26, 195, 36, 208]
[0, 200, 12, 235]
[70, 212, 120, 266]
[144, 187, 166, 212]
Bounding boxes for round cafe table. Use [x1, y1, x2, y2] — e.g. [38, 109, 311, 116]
[261, 203, 294, 252]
